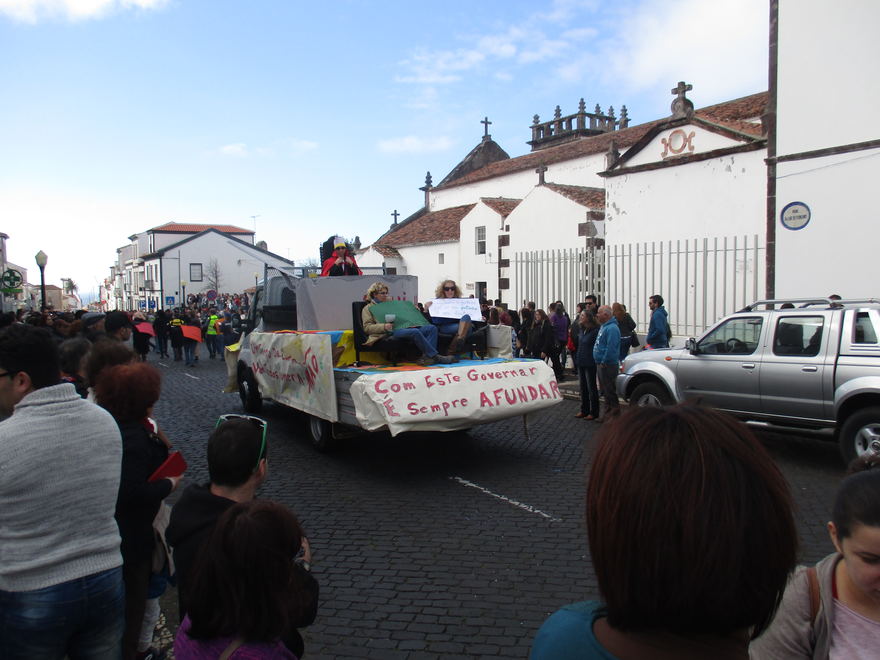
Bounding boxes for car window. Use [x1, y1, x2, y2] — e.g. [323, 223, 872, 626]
[774, 316, 824, 356]
[698, 317, 763, 355]
[854, 312, 878, 344]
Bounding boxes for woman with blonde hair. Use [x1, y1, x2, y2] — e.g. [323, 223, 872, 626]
[424, 279, 473, 355]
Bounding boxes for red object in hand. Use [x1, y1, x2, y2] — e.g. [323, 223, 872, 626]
[135, 322, 156, 336]
[181, 325, 203, 342]
[148, 451, 187, 483]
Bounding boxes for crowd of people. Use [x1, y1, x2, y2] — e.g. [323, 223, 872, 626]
[1, 283, 878, 659]
[0, 323, 316, 659]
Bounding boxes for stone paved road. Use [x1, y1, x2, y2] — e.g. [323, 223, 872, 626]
[151, 350, 844, 659]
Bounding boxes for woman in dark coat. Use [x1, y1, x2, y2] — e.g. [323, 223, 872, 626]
[613, 302, 638, 362]
[527, 309, 561, 378]
[573, 310, 600, 419]
[95, 362, 181, 660]
[153, 309, 170, 358]
[517, 307, 534, 357]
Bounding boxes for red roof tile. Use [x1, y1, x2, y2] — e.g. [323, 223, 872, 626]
[543, 184, 605, 208]
[375, 204, 476, 247]
[480, 197, 522, 217]
[437, 92, 767, 189]
[150, 222, 254, 234]
[373, 245, 402, 258]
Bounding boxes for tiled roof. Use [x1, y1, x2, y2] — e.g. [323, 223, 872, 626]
[373, 245, 402, 258]
[480, 197, 522, 217]
[436, 92, 768, 189]
[543, 184, 605, 208]
[374, 204, 476, 247]
[150, 222, 254, 234]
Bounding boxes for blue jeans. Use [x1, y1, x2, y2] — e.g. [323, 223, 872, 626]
[183, 342, 196, 365]
[0, 566, 124, 660]
[433, 314, 472, 336]
[392, 325, 439, 357]
[578, 364, 600, 417]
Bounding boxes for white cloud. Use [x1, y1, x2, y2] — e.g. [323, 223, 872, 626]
[395, 48, 485, 84]
[289, 139, 318, 154]
[0, 0, 169, 22]
[218, 143, 248, 157]
[598, 0, 767, 101]
[377, 136, 454, 154]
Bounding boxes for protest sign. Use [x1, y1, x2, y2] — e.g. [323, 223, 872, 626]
[427, 297, 482, 320]
[249, 332, 338, 421]
[349, 359, 561, 435]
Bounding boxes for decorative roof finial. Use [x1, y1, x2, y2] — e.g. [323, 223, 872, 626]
[532, 114, 541, 125]
[670, 80, 694, 118]
[424, 171, 433, 188]
[481, 116, 492, 140]
[535, 163, 548, 186]
[595, 103, 601, 115]
[620, 105, 629, 128]
[578, 98, 586, 113]
[607, 105, 615, 119]
[391, 210, 400, 225]
[554, 105, 562, 119]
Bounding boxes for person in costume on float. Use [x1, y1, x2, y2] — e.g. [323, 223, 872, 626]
[321, 238, 362, 276]
[424, 279, 475, 356]
[361, 281, 453, 366]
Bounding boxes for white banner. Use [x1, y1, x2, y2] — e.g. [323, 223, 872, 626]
[249, 332, 338, 422]
[428, 297, 482, 320]
[349, 360, 561, 436]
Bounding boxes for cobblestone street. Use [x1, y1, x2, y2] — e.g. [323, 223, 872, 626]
[153, 349, 845, 659]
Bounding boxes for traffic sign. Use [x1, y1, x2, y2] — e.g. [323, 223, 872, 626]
[138, 300, 147, 310]
[148, 299, 156, 309]
[165, 296, 175, 306]
[1, 269, 22, 288]
[206, 289, 217, 301]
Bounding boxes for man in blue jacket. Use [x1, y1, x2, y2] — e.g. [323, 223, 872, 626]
[646, 294, 670, 349]
[593, 305, 621, 420]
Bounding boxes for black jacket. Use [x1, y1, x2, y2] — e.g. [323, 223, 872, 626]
[166, 484, 319, 633]
[115, 421, 172, 563]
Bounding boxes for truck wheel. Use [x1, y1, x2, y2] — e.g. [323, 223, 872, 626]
[308, 415, 336, 452]
[631, 381, 673, 407]
[238, 367, 262, 414]
[838, 407, 880, 464]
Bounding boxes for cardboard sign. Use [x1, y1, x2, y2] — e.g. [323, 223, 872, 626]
[249, 332, 338, 422]
[349, 359, 561, 436]
[369, 300, 428, 329]
[428, 297, 482, 321]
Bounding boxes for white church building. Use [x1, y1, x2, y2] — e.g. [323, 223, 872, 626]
[360, 0, 877, 337]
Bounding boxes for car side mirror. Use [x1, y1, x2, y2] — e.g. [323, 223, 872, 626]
[686, 338, 699, 355]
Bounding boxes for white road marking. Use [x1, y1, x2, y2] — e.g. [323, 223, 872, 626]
[184, 373, 200, 380]
[449, 476, 562, 522]
[157, 362, 168, 367]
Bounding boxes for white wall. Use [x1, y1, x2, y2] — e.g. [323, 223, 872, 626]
[777, 0, 880, 155]
[624, 125, 743, 168]
[458, 204, 504, 301]
[356, 246, 386, 270]
[394, 242, 460, 303]
[775, 150, 880, 298]
[507, 186, 595, 256]
[604, 149, 766, 245]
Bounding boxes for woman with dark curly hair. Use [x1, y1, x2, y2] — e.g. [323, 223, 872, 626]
[175, 500, 315, 659]
[95, 362, 181, 660]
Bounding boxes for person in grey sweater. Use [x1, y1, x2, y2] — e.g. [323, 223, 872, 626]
[0, 324, 125, 660]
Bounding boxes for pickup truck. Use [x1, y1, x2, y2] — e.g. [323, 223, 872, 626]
[233, 272, 562, 450]
[616, 298, 880, 462]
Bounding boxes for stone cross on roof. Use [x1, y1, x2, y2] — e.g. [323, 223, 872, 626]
[481, 116, 492, 139]
[670, 80, 694, 118]
[536, 164, 548, 185]
[391, 209, 400, 225]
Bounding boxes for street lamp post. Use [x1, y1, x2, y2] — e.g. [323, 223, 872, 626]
[35, 251, 48, 312]
[253, 272, 259, 289]
[180, 280, 187, 308]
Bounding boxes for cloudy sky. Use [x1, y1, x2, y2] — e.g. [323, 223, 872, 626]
[0, 0, 768, 301]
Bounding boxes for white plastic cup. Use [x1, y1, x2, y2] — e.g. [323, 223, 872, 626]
[385, 314, 396, 323]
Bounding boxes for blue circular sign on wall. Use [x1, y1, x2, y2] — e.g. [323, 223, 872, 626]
[780, 201, 811, 231]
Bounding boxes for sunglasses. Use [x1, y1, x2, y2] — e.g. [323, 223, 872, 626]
[216, 414, 268, 470]
[443, 286, 456, 291]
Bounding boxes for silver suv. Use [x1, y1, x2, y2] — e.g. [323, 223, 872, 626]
[617, 298, 880, 462]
